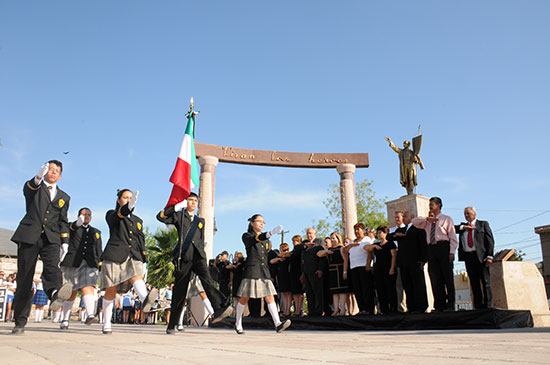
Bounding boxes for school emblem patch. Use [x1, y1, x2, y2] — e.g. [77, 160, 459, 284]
[137, 222, 142, 230]
[95, 232, 100, 239]
[58, 199, 65, 208]
[198, 222, 203, 229]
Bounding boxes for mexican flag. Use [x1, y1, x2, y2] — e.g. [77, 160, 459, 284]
[165, 111, 200, 208]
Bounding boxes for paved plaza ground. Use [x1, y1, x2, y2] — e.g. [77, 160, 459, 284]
[1, 321, 550, 364]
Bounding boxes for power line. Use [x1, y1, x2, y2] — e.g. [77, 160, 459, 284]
[493, 211, 550, 232]
[494, 236, 538, 247]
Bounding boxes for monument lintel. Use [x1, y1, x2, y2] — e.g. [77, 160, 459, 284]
[195, 142, 369, 168]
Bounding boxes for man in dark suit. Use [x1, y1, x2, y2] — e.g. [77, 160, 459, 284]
[10, 160, 73, 334]
[390, 211, 429, 313]
[455, 206, 495, 309]
[157, 192, 231, 334]
[301, 227, 325, 316]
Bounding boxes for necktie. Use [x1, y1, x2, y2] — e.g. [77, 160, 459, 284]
[430, 221, 436, 245]
[467, 225, 474, 248]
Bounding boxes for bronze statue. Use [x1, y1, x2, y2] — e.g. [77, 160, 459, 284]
[385, 135, 424, 195]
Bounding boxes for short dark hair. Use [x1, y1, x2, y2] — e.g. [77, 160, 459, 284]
[376, 225, 389, 234]
[48, 160, 63, 173]
[221, 250, 228, 256]
[353, 222, 366, 230]
[188, 192, 198, 199]
[78, 207, 91, 216]
[430, 197, 443, 208]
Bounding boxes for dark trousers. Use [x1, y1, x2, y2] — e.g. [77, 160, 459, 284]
[427, 241, 455, 311]
[350, 267, 375, 313]
[399, 262, 428, 312]
[303, 272, 324, 316]
[463, 252, 492, 309]
[13, 234, 62, 327]
[373, 267, 397, 314]
[168, 245, 227, 328]
[219, 281, 230, 299]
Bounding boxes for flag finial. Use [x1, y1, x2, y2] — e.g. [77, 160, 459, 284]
[190, 97, 194, 110]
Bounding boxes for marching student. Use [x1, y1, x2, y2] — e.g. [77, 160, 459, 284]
[157, 193, 232, 334]
[99, 189, 157, 334]
[59, 207, 103, 329]
[233, 214, 290, 334]
[10, 160, 73, 335]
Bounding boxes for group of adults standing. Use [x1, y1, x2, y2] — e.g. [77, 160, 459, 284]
[260, 196, 494, 317]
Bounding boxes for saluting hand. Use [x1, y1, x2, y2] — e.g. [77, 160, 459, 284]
[37, 163, 49, 180]
[270, 225, 283, 236]
[129, 190, 139, 210]
[76, 214, 85, 227]
[174, 200, 187, 212]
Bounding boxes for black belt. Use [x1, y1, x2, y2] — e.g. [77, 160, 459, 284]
[430, 240, 450, 245]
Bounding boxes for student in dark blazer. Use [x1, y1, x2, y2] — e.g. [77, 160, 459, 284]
[455, 206, 495, 309]
[59, 207, 103, 330]
[157, 192, 231, 334]
[10, 160, 73, 335]
[233, 214, 290, 334]
[99, 189, 157, 334]
[389, 211, 429, 313]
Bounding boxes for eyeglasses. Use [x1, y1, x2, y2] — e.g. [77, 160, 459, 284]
[253, 220, 265, 224]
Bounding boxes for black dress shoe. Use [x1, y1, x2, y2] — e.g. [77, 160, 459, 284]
[50, 283, 73, 311]
[142, 288, 159, 313]
[276, 319, 291, 333]
[11, 326, 24, 335]
[211, 305, 233, 324]
[166, 327, 176, 335]
[85, 315, 98, 325]
[234, 325, 244, 335]
[60, 321, 69, 330]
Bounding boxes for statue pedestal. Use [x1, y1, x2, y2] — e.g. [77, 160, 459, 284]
[385, 194, 434, 312]
[491, 261, 550, 327]
[385, 194, 430, 225]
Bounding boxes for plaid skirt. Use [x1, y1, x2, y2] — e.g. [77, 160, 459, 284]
[100, 257, 145, 294]
[32, 289, 48, 305]
[237, 278, 277, 299]
[62, 262, 99, 290]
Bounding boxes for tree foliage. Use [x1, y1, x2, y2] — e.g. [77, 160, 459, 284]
[311, 179, 388, 239]
[145, 227, 177, 289]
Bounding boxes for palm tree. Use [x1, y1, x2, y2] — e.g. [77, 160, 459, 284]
[145, 227, 177, 289]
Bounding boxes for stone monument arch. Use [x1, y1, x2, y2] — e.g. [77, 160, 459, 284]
[194, 142, 370, 259]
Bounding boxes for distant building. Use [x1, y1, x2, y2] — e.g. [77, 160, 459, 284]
[0, 227, 43, 276]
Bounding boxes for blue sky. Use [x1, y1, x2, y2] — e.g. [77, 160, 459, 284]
[1, 1, 549, 270]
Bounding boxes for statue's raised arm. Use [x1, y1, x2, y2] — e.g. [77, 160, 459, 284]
[385, 137, 400, 154]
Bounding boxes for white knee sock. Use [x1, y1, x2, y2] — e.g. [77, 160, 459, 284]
[38, 309, 44, 322]
[62, 301, 73, 321]
[202, 298, 215, 316]
[132, 280, 148, 302]
[35, 309, 40, 322]
[235, 302, 245, 330]
[54, 310, 63, 322]
[99, 311, 104, 324]
[178, 306, 186, 327]
[267, 302, 282, 327]
[102, 299, 113, 330]
[82, 294, 96, 317]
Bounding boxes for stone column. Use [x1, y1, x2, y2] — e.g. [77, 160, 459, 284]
[198, 155, 218, 260]
[191, 155, 218, 327]
[336, 164, 357, 240]
[535, 225, 550, 298]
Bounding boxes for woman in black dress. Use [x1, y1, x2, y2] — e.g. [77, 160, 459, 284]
[270, 243, 292, 316]
[373, 225, 397, 315]
[288, 235, 305, 316]
[317, 232, 350, 315]
[234, 214, 291, 334]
